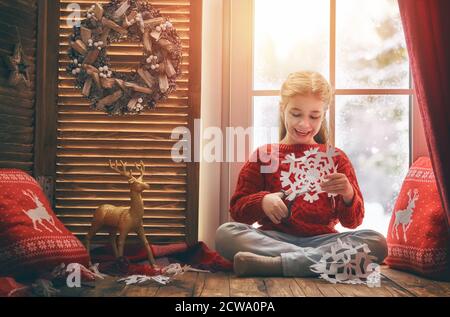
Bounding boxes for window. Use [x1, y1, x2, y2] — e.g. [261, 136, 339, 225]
[251, 0, 413, 235]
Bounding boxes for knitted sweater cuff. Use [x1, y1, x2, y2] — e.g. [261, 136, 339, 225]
[232, 191, 271, 224]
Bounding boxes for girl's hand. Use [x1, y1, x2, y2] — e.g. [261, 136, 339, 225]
[262, 192, 288, 224]
[321, 173, 354, 205]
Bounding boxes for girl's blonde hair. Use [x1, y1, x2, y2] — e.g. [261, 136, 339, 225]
[279, 71, 333, 144]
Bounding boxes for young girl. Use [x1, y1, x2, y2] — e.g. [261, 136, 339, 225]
[216, 71, 387, 277]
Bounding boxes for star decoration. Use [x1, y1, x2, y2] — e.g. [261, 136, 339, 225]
[6, 43, 31, 87]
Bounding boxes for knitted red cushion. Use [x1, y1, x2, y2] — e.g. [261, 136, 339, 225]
[385, 157, 449, 279]
[0, 169, 89, 278]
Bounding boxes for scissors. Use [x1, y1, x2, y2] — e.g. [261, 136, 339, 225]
[280, 188, 308, 222]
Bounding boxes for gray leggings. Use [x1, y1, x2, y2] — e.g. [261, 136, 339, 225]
[215, 222, 388, 277]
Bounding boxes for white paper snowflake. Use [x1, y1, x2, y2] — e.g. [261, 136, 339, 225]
[118, 274, 172, 286]
[280, 146, 339, 203]
[117, 263, 195, 286]
[309, 238, 379, 286]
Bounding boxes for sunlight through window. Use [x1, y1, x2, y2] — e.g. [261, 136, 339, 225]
[252, 0, 412, 236]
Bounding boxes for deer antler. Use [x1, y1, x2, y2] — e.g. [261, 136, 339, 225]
[135, 160, 145, 181]
[109, 160, 133, 179]
[22, 189, 38, 202]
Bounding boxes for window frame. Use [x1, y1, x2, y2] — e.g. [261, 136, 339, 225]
[224, 0, 424, 223]
[251, 0, 415, 153]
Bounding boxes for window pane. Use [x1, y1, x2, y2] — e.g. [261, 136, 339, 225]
[252, 96, 280, 150]
[254, 0, 330, 90]
[336, 0, 410, 89]
[335, 95, 410, 235]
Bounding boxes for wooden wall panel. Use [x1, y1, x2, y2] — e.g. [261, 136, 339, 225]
[56, 0, 201, 244]
[0, 0, 38, 173]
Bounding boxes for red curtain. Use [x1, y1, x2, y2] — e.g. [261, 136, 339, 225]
[398, 0, 450, 228]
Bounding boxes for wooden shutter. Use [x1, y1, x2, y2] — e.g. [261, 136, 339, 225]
[56, 0, 201, 244]
[0, 0, 37, 173]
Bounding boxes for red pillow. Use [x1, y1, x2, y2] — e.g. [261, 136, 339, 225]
[0, 169, 89, 278]
[385, 157, 449, 279]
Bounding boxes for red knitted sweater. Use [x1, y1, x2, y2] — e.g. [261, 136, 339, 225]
[229, 143, 365, 237]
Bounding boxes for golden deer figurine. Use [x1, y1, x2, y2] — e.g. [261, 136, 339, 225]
[85, 160, 157, 266]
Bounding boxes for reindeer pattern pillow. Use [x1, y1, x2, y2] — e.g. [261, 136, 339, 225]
[385, 157, 449, 278]
[0, 169, 89, 278]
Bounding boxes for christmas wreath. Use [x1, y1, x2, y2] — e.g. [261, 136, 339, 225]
[67, 0, 183, 115]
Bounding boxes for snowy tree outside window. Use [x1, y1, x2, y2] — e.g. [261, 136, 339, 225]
[252, 0, 412, 236]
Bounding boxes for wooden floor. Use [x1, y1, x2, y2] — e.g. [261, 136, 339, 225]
[58, 266, 450, 297]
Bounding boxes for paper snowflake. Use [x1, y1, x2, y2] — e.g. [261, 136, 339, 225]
[118, 274, 171, 286]
[280, 146, 339, 203]
[117, 263, 198, 286]
[309, 238, 380, 286]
